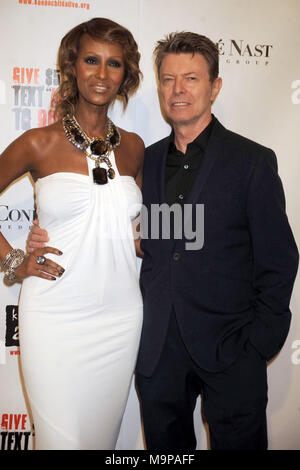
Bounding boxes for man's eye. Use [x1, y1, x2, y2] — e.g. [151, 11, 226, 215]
[84, 56, 97, 65]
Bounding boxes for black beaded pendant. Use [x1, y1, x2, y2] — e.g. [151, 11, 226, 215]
[90, 139, 108, 156]
[62, 115, 121, 185]
[107, 168, 115, 179]
[74, 131, 85, 145]
[93, 166, 108, 185]
[110, 128, 119, 146]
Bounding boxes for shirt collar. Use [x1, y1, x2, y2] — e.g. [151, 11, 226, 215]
[168, 114, 216, 154]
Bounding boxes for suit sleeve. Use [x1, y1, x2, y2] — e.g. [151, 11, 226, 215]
[247, 149, 299, 360]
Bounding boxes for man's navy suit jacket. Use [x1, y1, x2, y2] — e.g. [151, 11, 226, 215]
[137, 117, 299, 377]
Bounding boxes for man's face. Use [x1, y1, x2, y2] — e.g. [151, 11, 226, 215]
[158, 53, 222, 128]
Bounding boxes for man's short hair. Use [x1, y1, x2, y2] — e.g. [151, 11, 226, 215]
[154, 31, 219, 82]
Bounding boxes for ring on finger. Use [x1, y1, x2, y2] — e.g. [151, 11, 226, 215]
[36, 255, 46, 265]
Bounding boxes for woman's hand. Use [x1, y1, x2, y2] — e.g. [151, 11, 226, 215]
[134, 237, 144, 259]
[14, 247, 64, 281]
[26, 219, 49, 253]
[21, 219, 64, 280]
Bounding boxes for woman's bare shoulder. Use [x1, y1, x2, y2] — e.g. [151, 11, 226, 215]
[1, 122, 62, 166]
[19, 121, 62, 153]
[118, 127, 145, 157]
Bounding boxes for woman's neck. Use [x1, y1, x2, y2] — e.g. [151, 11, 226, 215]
[74, 103, 109, 139]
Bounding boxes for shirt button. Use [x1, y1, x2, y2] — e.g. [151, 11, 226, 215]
[183, 164, 189, 169]
[173, 252, 180, 261]
[178, 194, 184, 200]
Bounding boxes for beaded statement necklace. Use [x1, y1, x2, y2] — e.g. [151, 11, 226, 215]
[62, 114, 121, 185]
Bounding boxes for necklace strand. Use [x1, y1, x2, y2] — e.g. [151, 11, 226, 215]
[62, 114, 121, 185]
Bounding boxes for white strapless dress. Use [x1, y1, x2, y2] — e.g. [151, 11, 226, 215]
[18, 153, 143, 450]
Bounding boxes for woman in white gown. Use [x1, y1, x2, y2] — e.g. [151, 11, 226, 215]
[0, 18, 144, 450]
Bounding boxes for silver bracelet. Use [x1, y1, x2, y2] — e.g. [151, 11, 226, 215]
[2, 249, 26, 283]
[1, 249, 22, 270]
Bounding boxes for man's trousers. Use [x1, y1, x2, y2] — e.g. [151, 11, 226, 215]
[136, 310, 268, 451]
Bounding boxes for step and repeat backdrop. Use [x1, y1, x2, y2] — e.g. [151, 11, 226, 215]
[0, 0, 299, 450]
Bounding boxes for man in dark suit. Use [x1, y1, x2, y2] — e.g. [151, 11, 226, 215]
[135, 32, 299, 450]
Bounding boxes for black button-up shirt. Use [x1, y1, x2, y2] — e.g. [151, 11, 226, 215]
[165, 116, 215, 206]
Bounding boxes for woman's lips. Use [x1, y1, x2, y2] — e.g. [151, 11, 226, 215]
[92, 83, 109, 93]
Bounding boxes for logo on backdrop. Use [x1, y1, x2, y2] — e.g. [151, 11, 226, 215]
[11, 66, 59, 131]
[0, 205, 35, 232]
[217, 39, 273, 66]
[18, 0, 90, 10]
[5, 305, 19, 349]
[0, 413, 33, 450]
[0, 307, 19, 364]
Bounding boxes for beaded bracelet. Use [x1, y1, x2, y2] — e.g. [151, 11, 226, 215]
[1, 249, 26, 283]
[2, 249, 20, 269]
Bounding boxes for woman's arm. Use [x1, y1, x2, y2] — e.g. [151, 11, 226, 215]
[133, 133, 144, 259]
[0, 130, 64, 281]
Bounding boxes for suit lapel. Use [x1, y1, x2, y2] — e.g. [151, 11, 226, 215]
[155, 118, 228, 206]
[186, 118, 227, 206]
[157, 135, 172, 204]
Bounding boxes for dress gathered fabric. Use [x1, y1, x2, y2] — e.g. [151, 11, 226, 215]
[18, 152, 143, 450]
